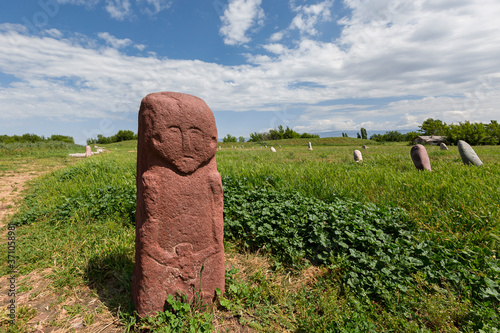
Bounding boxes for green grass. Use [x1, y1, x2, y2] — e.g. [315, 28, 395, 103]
[2, 138, 500, 332]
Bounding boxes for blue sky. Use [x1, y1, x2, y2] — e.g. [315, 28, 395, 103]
[0, 0, 499, 144]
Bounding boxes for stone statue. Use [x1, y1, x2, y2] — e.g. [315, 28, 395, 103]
[410, 144, 432, 171]
[132, 92, 224, 317]
[353, 149, 362, 162]
[458, 140, 483, 166]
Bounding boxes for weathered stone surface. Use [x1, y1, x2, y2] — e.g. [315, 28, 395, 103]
[132, 92, 224, 317]
[440, 142, 448, 150]
[362, 145, 368, 149]
[458, 140, 483, 166]
[353, 150, 362, 162]
[85, 145, 92, 157]
[270, 147, 277, 152]
[308, 142, 313, 150]
[410, 144, 431, 171]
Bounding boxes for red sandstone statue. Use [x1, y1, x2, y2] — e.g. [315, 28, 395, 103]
[132, 92, 224, 317]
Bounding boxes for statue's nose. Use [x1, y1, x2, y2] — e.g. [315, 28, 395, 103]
[182, 132, 193, 154]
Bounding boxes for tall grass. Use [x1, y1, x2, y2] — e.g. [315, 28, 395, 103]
[3, 139, 500, 331]
[0, 141, 83, 157]
[217, 143, 500, 248]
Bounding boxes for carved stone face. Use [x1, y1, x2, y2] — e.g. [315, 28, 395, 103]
[148, 95, 217, 174]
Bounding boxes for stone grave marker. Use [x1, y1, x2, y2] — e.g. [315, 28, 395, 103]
[353, 150, 362, 162]
[458, 140, 483, 166]
[132, 92, 225, 317]
[410, 144, 432, 171]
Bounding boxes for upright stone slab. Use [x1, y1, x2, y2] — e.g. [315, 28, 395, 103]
[410, 144, 431, 171]
[353, 150, 362, 162]
[458, 140, 483, 166]
[85, 145, 92, 157]
[132, 92, 224, 317]
[270, 147, 277, 152]
[440, 142, 448, 150]
[308, 142, 313, 150]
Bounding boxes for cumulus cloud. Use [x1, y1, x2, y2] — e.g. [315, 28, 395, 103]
[219, 0, 265, 45]
[289, 0, 334, 36]
[1, 0, 500, 135]
[267, 0, 334, 46]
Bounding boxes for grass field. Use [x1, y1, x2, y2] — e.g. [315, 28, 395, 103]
[1, 138, 499, 332]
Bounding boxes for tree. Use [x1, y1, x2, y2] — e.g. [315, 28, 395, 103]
[113, 130, 136, 142]
[223, 134, 237, 143]
[486, 120, 500, 145]
[357, 133, 361, 139]
[360, 128, 367, 140]
[249, 132, 265, 142]
[369, 131, 405, 142]
[21, 133, 45, 143]
[247, 125, 318, 141]
[419, 118, 447, 136]
[238, 136, 245, 143]
[300, 132, 319, 139]
[405, 131, 420, 144]
[50, 135, 74, 144]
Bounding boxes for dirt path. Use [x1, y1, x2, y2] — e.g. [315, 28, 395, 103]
[0, 167, 124, 332]
[0, 168, 41, 228]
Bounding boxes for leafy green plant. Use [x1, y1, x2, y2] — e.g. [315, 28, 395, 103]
[222, 177, 500, 308]
[136, 294, 213, 333]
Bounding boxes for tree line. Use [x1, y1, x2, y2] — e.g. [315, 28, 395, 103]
[0, 133, 74, 144]
[223, 125, 319, 143]
[86, 130, 138, 145]
[369, 119, 500, 145]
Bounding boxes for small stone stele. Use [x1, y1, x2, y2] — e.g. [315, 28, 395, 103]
[362, 145, 368, 149]
[410, 144, 431, 171]
[132, 92, 224, 318]
[85, 145, 92, 157]
[308, 142, 313, 150]
[440, 142, 448, 150]
[458, 140, 483, 166]
[353, 150, 362, 162]
[270, 147, 277, 152]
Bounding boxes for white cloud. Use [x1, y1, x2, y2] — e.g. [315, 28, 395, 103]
[134, 44, 146, 51]
[137, 0, 172, 15]
[269, 31, 284, 42]
[98, 32, 133, 49]
[289, 0, 334, 36]
[104, 0, 133, 21]
[1, 0, 500, 135]
[56, 0, 169, 19]
[56, 0, 100, 6]
[44, 28, 63, 38]
[0, 23, 28, 33]
[219, 0, 265, 45]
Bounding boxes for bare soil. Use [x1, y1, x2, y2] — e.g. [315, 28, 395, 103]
[0, 167, 124, 332]
[0, 169, 39, 228]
